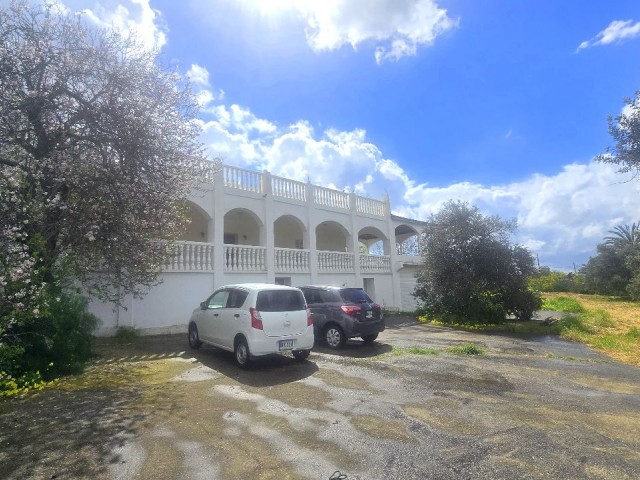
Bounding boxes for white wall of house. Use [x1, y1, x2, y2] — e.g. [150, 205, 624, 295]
[89, 164, 426, 335]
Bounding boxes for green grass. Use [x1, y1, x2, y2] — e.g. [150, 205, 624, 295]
[391, 346, 439, 356]
[447, 343, 485, 355]
[409, 293, 640, 366]
[541, 296, 586, 313]
[625, 327, 640, 338]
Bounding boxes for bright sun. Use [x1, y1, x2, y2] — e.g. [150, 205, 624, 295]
[244, 0, 299, 15]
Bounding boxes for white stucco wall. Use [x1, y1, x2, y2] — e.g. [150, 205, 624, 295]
[87, 166, 427, 335]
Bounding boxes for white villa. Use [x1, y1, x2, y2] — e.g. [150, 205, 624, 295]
[90, 164, 426, 335]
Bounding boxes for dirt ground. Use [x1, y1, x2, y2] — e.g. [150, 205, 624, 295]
[1, 316, 639, 479]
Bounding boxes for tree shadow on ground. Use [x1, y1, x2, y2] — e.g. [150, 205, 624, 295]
[0, 362, 180, 480]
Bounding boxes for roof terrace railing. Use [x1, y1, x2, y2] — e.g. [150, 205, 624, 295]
[220, 164, 387, 217]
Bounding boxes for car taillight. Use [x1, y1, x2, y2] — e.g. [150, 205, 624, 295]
[306, 308, 313, 326]
[341, 305, 361, 316]
[250, 307, 263, 330]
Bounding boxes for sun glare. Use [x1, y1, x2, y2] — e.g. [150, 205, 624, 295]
[244, 0, 299, 15]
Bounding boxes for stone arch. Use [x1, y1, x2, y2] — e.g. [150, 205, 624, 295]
[358, 226, 390, 255]
[316, 221, 350, 252]
[224, 208, 263, 246]
[180, 201, 212, 242]
[274, 214, 308, 249]
[395, 224, 421, 256]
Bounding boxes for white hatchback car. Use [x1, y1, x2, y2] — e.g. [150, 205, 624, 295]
[187, 283, 314, 367]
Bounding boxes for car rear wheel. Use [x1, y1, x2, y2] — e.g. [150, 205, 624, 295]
[361, 333, 378, 344]
[188, 324, 202, 349]
[293, 349, 311, 361]
[234, 337, 251, 368]
[324, 325, 345, 349]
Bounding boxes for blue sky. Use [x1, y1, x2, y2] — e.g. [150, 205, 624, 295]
[60, 0, 640, 271]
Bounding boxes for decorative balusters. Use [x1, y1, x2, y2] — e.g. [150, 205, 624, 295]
[271, 177, 307, 202]
[359, 254, 391, 273]
[317, 251, 354, 272]
[221, 245, 267, 272]
[223, 165, 263, 194]
[162, 245, 390, 274]
[274, 248, 310, 273]
[355, 196, 386, 217]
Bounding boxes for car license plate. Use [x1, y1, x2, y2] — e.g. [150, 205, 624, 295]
[366, 311, 373, 319]
[278, 340, 294, 351]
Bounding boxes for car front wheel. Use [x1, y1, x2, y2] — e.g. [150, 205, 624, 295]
[234, 337, 251, 368]
[188, 324, 202, 349]
[293, 349, 311, 361]
[324, 325, 345, 349]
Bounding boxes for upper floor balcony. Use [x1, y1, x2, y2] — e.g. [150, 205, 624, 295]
[170, 163, 425, 278]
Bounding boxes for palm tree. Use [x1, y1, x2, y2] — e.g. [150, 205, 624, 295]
[604, 222, 640, 248]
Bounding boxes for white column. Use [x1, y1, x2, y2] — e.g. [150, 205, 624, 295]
[307, 182, 318, 283]
[349, 192, 361, 287]
[384, 193, 402, 309]
[213, 168, 225, 289]
[263, 171, 275, 283]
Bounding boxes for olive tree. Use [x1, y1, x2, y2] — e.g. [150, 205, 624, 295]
[414, 201, 541, 322]
[0, 1, 213, 339]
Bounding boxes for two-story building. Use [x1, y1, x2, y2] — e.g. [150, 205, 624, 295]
[90, 163, 426, 335]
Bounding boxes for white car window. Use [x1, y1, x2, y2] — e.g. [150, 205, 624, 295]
[207, 290, 228, 309]
[226, 289, 248, 309]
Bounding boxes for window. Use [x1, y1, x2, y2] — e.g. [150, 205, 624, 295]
[207, 290, 228, 308]
[295, 239, 304, 249]
[320, 290, 341, 303]
[256, 290, 306, 312]
[339, 288, 372, 304]
[226, 289, 248, 309]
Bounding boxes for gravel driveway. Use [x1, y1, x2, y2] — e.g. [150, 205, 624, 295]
[1, 318, 639, 479]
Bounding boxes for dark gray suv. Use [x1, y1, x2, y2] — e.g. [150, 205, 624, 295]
[299, 286, 385, 349]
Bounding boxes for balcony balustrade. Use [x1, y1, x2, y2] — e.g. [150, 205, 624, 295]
[217, 164, 387, 217]
[275, 247, 310, 272]
[163, 241, 393, 274]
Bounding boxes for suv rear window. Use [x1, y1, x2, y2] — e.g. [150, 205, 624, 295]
[256, 290, 306, 312]
[339, 288, 372, 304]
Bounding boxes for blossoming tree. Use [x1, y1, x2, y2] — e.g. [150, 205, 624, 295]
[0, 1, 213, 344]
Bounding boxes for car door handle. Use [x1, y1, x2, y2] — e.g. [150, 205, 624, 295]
[213, 313, 219, 317]
[234, 314, 240, 318]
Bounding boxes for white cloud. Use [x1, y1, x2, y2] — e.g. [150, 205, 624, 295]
[193, 62, 640, 270]
[187, 64, 225, 108]
[292, 0, 458, 64]
[186, 64, 211, 87]
[61, 0, 166, 50]
[577, 19, 640, 51]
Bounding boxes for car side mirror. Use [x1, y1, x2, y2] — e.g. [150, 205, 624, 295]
[200, 301, 207, 310]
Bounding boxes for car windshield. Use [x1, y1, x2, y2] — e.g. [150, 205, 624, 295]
[339, 288, 372, 304]
[256, 290, 306, 312]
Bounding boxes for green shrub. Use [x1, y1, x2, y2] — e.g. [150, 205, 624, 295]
[0, 290, 99, 394]
[447, 343, 485, 355]
[114, 326, 139, 344]
[0, 367, 57, 398]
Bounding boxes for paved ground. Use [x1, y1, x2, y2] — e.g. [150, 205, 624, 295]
[1, 317, 639, 479]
